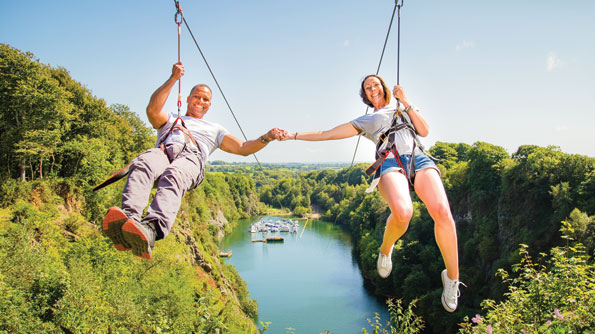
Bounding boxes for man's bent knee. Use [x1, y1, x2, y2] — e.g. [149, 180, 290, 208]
[160, 166, 198, 191]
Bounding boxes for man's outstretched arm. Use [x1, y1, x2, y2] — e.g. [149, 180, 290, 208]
[220, 128, 285, 156]
[146, 63, 183, 129]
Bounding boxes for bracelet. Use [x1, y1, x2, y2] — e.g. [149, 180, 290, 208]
[294, 132, 298, 140]
[259, 135, 270, 144]
[404, 105, 416, 113]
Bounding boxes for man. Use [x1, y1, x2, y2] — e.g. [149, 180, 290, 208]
[103, 62, 283, 259]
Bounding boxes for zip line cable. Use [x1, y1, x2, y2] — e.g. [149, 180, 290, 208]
[175, 2, 183, 117]
[172, 0, 262, 165]
[396, 0, 403, 85]
[350, 0, 403, 166]
[172, 0, 286, 211]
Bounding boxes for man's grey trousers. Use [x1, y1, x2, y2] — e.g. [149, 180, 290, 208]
[121, 145, 204, 240]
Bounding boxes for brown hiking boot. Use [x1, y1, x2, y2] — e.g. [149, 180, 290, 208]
[102, 207, 132, 251]
[122, 220, 157, 259]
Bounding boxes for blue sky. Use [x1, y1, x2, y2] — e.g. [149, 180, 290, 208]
[2, 1, 594, 163]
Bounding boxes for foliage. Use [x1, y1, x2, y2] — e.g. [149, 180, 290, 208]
[0, 175, 261, 333]
[257, 141, 595, 334]
[3, 43, 595, 334]
[362, 298, 425, 334]
[458, 222, 595, 334]
[0, 45, 261, 334]
[1, 43, 154, 220]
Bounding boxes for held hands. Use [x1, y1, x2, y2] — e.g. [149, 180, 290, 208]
[263, 128, 297, 142]
[261, 128, 289, 143]
[278, 131, 296, 141]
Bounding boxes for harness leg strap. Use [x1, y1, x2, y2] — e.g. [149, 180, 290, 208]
[366, 150, 390, 176]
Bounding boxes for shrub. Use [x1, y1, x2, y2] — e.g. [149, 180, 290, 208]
[458, 221, 595, 334]
[363, 298, 425, 334]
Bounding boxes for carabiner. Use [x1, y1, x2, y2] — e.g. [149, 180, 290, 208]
[174, 0, 183, 24]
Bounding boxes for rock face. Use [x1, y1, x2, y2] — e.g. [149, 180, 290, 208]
[173, 217, 209, 269]
[171, 209, 246, 316]
[208, 209, 228, 241]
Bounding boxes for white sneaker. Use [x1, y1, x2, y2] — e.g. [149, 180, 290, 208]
[441, 269, 465, 312]
[377, 249, 393, 278]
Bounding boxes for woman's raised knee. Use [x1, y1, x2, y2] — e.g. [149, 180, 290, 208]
[389, 203, 413, 224]
[387, 213, 410, 232]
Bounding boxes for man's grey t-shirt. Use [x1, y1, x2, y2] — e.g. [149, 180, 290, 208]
[350, 103, 419, 156]
[156, 114, 230, 161]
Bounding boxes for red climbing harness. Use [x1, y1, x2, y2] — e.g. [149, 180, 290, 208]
[365, 106, 430, 188]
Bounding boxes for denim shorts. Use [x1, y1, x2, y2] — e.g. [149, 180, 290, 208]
[379, 153, 440, 177]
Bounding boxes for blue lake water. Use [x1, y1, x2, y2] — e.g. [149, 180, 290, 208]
[220, 216, 390, 333]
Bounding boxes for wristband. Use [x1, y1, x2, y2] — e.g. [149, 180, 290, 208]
[294, 132, 298, 140]
[259, 135, 270, 144]
[404, 105, 416, 113]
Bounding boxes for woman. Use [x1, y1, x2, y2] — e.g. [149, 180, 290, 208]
[282, 75, 463, 312]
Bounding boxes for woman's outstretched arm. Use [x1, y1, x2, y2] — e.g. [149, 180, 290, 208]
[285, 123, 361, 141]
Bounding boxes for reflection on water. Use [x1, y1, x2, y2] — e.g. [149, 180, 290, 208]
[220, 216, 389, 334]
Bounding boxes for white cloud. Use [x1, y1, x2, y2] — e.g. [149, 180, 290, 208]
[343, 40, 351, 47]
[555, 125, 569, 132]
[455, 40, 474, 51]
[546, 52, 564, 71]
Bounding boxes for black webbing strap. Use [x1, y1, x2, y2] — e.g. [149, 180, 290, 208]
[157, 116, 203, 163]
[93, 163, 131, 191]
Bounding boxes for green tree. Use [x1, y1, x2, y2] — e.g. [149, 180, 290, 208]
[0, 44, 74, 181]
